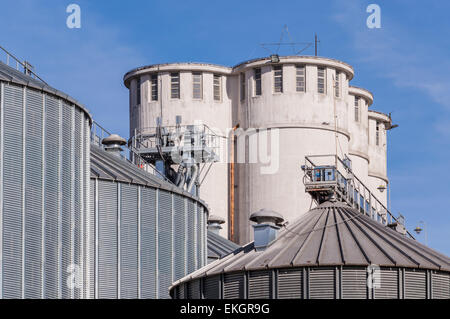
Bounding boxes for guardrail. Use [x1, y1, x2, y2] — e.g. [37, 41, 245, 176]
[0, 45, 48, 84]
[90, 121, 175, 184]
[303, 154, 414, 239]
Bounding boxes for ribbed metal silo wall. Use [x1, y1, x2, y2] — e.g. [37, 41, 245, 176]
[140, 186, 157, 298]
[120, 183, 138, 299]
[91, 178, 208, 299]
[0, 82, 90, 299]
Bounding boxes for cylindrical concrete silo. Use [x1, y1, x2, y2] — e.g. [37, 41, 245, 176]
[368, 110, 392, 206]
[0, 62, 91, 299]
[124, 63, 232, 237]
[347, 86, 372, 186]
[232, 56, 354, 244]
[90, 138, 209, 299]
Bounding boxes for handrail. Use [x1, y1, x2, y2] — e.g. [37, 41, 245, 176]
[303, 154, 415, 239]
[0, 45, 48, 84]
[90, 121, 175, 185]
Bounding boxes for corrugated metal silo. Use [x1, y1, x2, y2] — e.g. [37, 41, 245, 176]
[90, 142, 209, 299]
[0, 62, 92, 299]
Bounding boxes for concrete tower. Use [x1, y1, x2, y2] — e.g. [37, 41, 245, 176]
[124, 56, 393, 244]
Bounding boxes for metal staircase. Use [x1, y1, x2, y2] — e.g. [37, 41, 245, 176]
[302, 154, 414, 239]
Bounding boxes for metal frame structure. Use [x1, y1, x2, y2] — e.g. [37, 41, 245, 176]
[129, 122, 221, 195]
[302, 154, 415, 239]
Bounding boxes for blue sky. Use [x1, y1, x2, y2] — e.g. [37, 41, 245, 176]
[0, 0, 449, 254]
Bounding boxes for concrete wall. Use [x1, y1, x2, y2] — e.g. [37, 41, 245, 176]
[124, 56, 393, 244]
[368, 110, 391, 206]
[126, 63, 232, 236]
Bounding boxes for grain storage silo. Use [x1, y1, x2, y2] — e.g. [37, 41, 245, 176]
[233, 56, 354, 244]
[347, 86, 373, 186]
[0, 61, 91, 299]
[368, 110, 392, 206]
[124, 63, 232, 237]
[171, 201, 450, 299]
[90, 135, 209, 299]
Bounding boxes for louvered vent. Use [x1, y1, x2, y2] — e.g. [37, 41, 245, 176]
[374, 268, 398, 299]
[248, 271, 271, 299]
[342, 267, 367, 299]
[204, 276, 220, 299]
[223, 273, 244, 299]
[309, 267, 335, 299]
[431, 272, 449, 299]
[278, 269, 303, 299]
[404, 270, 427, 299]
[187, 279, 201, 299]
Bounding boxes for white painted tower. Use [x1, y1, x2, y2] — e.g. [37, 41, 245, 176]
[124, 56, 394, 244]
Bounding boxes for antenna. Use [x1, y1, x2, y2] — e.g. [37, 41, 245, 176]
[260, 25, 313, 57]
[314, 33, 320, 56]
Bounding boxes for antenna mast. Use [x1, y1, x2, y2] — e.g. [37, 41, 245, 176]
[314, 33, 320, 56]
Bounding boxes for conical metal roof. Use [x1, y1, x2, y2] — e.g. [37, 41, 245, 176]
[207, 230, 240, 261]
[90, 144, 207, 203]
[0, 61, 92, 121]
[172, 201, 450, 287]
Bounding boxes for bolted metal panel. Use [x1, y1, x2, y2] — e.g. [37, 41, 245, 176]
[140, 187, 157, 299]
[73, 108, 83, 299]
[431, 271, 449, 299]
[24, 88, 43, 299]
[84, 118, 92, 299]
[119, 184, 139, 299]
[248, 270, 272, 299]
[0, 69, 90, 299]
[187, 200, 197, 274]
[60, 102, 73, 299]
[223, 272, 245, 299]
[204, 275, 220, 299]
[97, 181, 118, 299]
[173, 195, 186, 281]
[404, 269, 426, 299]
[374, 268, 398, 299]
[187, 279, 201, 299]
[43, 95, 60, 299]
[341, 267, 367, 299]
[88, 179, 96, 298]
[309, 267, 335, 299]
[197, 204, 205, 268]
[2, 83, 24, 299]
[277, 269, 303, 299]
[158, 190, 172, 299]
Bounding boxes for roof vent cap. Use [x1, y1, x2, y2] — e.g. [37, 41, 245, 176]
[102, 134, 127, 156]
[207, 214, 225, 235]
[250, 209, 284, 251]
